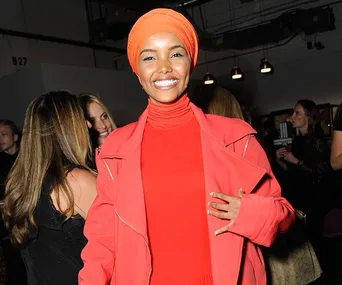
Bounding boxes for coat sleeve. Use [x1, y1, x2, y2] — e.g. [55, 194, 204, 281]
[78, 159, 115, 285]
[228, 135, 295, 247]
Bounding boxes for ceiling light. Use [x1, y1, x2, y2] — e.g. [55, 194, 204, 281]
[203, 72, 215, 85]
[231, 66, 243, 80]
[260, 58, 273, 74]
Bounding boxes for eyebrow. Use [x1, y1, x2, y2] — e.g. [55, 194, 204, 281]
[89, 112, 107, 119]
[139, 45, 186, 55]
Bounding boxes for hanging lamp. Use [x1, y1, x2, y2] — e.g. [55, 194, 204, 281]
[203, 72, 215, 85]
[260, 58, 273, 74]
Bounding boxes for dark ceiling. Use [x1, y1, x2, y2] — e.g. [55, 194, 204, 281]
[87, 0, 336, 52]
[89, 0, 214, 12]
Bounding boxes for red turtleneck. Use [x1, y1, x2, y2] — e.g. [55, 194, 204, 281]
[141, 95, 212, 284]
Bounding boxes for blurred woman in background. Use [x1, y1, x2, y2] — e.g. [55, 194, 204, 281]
[276, 99, 332, 269]
[205, 86, 244, 119]
[3, 91, 97, 285]
[78, 93, 116, 148]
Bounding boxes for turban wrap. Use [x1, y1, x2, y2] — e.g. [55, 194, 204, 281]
[127, 8, 199, 75]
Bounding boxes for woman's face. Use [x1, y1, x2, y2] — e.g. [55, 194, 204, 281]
[137, 32, 191, 105]
[87, 102, 113, 141]
[291, 103, 309, 129]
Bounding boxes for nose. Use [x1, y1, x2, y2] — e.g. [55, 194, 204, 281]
[158, 58, 172, 74]
[95, 120, 106, 131]
[290, 113, 296, 122]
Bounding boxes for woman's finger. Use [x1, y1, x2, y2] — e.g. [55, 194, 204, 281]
[208, 201, 229, 211]
[207, 209, 237, 220]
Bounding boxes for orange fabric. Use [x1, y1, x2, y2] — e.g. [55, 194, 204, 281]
[141, 96, 212, 284]
[127, 8, 199, 74]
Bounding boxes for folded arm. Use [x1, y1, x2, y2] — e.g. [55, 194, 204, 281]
[228, 136, 295, 247]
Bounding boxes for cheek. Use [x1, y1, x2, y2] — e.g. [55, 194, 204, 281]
[137, 65, 154, 84]
[105, 119, 112, 129]
[174, 61, 190, 76]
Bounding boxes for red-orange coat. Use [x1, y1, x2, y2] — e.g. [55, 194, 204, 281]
[79, 104, 295, 285]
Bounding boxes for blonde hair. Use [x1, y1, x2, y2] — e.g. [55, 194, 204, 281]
[207, 87, 244, 120]
[3, 91, 94, 246]
[78, 93, 117, 130]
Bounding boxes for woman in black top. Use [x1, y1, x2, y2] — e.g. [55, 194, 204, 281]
[2, 91, 97, 285]
[275, 100, 332, 271]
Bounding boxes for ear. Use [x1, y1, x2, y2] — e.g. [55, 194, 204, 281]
[13, 134, 18, 142]
[86, 120, 92, 128]
[137, 75, 143, 87]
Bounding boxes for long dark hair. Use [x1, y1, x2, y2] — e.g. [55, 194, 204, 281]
[297, 99, 324, 137]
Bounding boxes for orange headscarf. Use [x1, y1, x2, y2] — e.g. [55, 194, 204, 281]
[127, 8, 199, 75]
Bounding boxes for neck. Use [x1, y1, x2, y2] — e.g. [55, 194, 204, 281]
[147, 95, 193, 129]
[4, 145, 17, 155]
[298, 126, 308, 136]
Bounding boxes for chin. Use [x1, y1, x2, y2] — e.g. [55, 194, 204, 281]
[152, 94, 183, 105]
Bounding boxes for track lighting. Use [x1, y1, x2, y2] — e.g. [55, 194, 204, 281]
[231, 66, 243, 80]
[260, 58, 273, 74]
[203, 72, 215, 85]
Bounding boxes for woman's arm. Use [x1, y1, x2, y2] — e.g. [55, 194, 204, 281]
[284, 137, 332, 180]
[331, 130, 342, 170]
[67, 168, 97, 219]
[50, 168, 97, 219]
[228, 136, 295, 247]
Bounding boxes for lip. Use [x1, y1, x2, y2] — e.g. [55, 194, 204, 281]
[153, 78, 179, 90]
[99, 131, 110, 137]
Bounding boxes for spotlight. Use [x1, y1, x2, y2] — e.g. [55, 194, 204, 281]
[203, 72, 215, 85]
[260, 58, 273, 74]
[231, 66, 243, 80]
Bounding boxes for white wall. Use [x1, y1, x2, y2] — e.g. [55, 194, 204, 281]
[0, 63, 146, 127]
[0, 0, 123, 78]
[0, 65, 45, 127]
[41, 63, 146, 126]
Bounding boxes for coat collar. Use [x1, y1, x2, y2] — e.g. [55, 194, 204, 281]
[99, 103, 256, 158]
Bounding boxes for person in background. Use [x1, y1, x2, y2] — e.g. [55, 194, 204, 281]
[276, 99, 332, 271]
[3, 91, 97, 285]
[206, 86, 245, 119]
[78, 93, 117, 148]
[0, 119, 20, 199]
[79, 8, 294, 285]
[331, 103, 342, 170]
[322, 102, 342, 284]
[191, 85, 244, 120]
[0, 119, 27, 285]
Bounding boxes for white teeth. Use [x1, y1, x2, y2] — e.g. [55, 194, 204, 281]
[99, 131, 109, 137]
[154, 79, 178, 87]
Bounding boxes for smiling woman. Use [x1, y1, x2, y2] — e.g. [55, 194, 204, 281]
[79, 8, 295, 285]
[137, 33, 191, 105]
[78, 93, 117, 149]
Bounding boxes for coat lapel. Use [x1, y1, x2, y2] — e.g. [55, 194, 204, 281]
[192, 104, 268, 285]
[112, 148, 148, 240]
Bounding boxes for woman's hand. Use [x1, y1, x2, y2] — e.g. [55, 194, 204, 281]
[283, 151, 300, 165]
[276, 147, 287, 158]
[208, 191, 242, 236]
